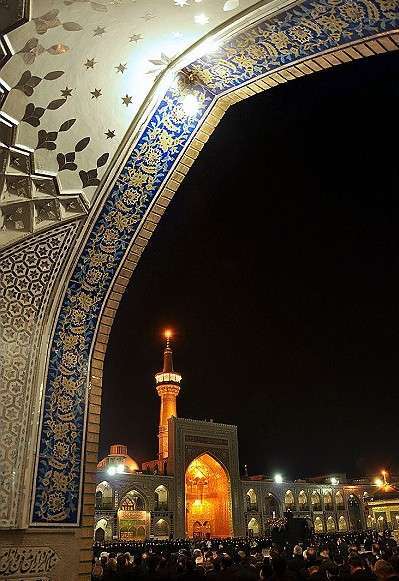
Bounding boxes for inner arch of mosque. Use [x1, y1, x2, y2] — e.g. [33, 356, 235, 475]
[185, 454, 233, 539]
[0, 0, 398, 578]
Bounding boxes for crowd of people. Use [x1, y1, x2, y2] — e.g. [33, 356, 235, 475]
[91, 531, 399, 580]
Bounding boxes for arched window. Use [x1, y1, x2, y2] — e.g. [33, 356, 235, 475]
[248, 517, 260, 537]
[96, 490, 103, 509]
[136, 526, 146, 540]
[326, 516, 336, 532]
[324, 490, 333, 511]
[338, 515, 348, 531]
[94, 517, 112, 541]
[154, 518, 169, 539]
[314, 516, 324, 532]
[348, 494, 363, 531]
[264, 493, 280, 518]
[95, 481, 113, 510]
[120, 490, 145, 511]
[284, 490, 295, 511]
[335, 491, 344, 510]
[186, 454, 232, 538]
[311, 491, 321, 511]
[155, 485, 168, 510]
[298, 490, 308, 510]
[246, 489, 258, 511]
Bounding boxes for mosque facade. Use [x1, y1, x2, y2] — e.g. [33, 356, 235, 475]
[94, 337, 391, 542]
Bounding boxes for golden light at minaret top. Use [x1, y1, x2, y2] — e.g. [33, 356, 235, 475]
[155, 329, 182, 461]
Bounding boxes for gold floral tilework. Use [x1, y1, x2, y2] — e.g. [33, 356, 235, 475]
[187, 0, 398, 93]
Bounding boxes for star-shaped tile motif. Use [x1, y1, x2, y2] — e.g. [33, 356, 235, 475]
[129, 33, 143, 43]
[115, 63, 127, 74]
[84, 58, 97, 69]
[122, 94, 133, 106]
[93, 26, 106, 36]
[60, 86, 73, 98]
[90, 88, 102, 99]
[175, 0, 189, 5]
[141, 11, 155, 21]
[105, 129, 116, 139]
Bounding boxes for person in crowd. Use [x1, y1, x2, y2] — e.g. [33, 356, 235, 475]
[91, 531, 397, 580]
[342, 555, 375, 581]
[288, 545, 306, 581]
[91, 558, 104, 580]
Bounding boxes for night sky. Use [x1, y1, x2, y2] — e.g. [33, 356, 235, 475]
[100, 51, 399, 480]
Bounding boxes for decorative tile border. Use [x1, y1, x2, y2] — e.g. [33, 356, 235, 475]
[0, 223, 77, 527]
[32, 83, 214, 524]
[32, 0, 399, 525]
[187, 0, 398, 94]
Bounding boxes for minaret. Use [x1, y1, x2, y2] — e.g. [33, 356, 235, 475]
[155, 330, 182, 462]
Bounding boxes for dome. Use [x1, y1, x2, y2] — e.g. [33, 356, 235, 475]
[97, 444, 139, 474]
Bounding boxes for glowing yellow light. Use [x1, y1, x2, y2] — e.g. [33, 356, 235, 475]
[164, 329, 173, 339]
[374, 478, 383, 487]
[186, 454, 232, 538]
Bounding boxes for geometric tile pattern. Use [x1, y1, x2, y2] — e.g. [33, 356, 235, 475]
[0, 117, 87, 247]
[0, 222, 77, 527]
[32, 0, 399, 524]
[0, 0, 259, 235]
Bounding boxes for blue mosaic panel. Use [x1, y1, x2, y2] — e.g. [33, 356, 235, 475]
[32, 0, 399, 524]
[32, 85, 213, 523]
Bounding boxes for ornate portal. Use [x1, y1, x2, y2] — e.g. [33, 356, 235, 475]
[185, 454, 233, 538]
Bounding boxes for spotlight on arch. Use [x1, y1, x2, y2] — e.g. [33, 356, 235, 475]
[274, 473, 283, 484]
[330, 477, 339, 485]
[202, 38, 221, 54]
[182, 94, 200, 116]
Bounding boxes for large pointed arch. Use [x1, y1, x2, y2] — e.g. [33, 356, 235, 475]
[185, 452, 233, 538]
[0, 0, 397, 577]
